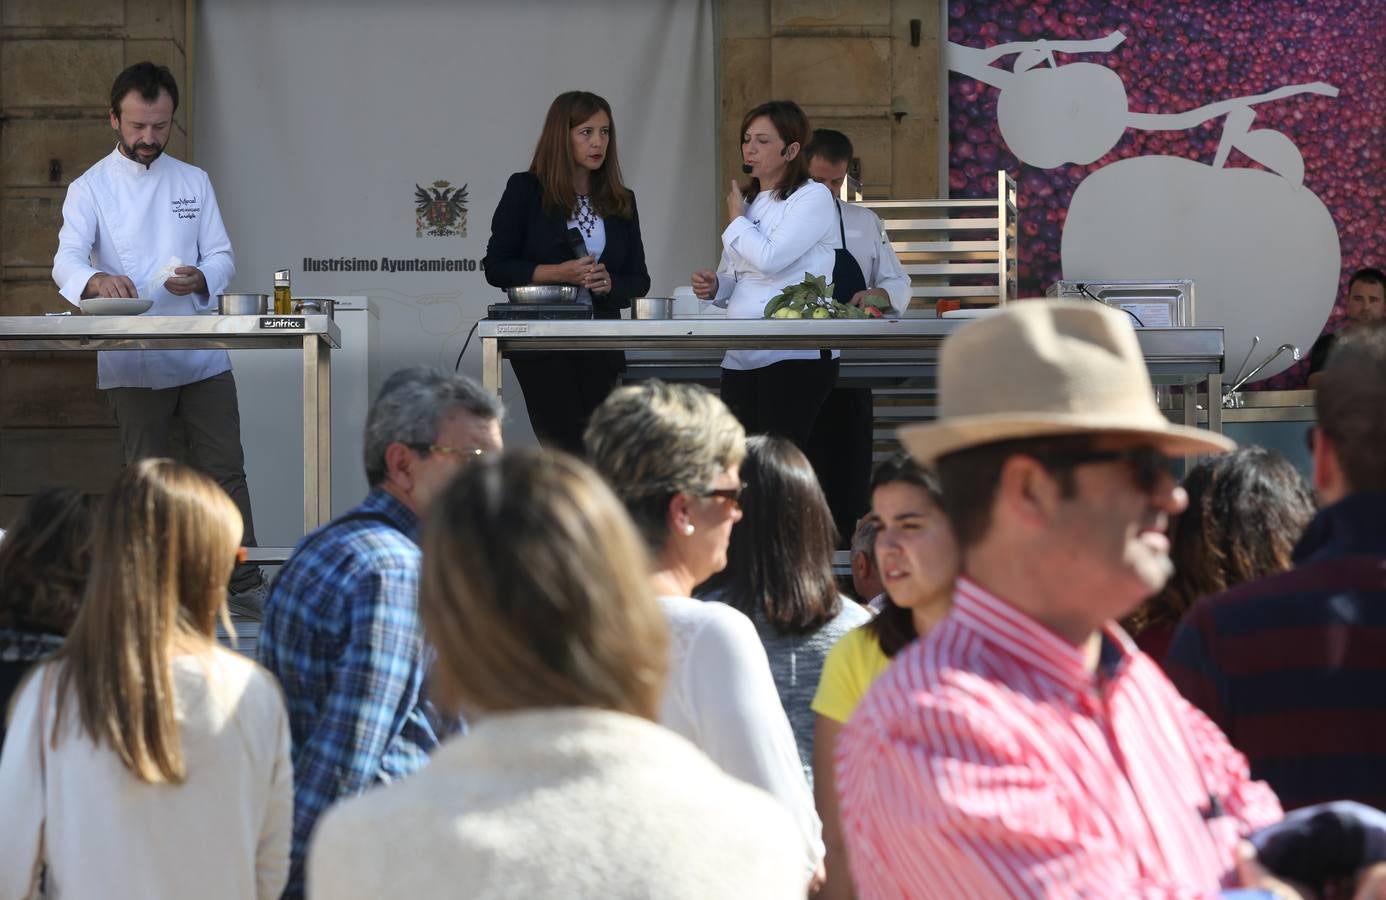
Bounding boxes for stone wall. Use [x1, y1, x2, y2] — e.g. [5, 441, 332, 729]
[0, 0, 190, 518]
[716, 0, 941, 213]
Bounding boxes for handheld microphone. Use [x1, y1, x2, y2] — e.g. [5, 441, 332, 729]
[566, 226, 587, 260]
[741, 163, 753, 174]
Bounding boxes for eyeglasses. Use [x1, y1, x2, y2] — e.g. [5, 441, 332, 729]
[698, 483, 748, 507]
[1029, 446, 1179, 493]
[406, 443, 486, 461]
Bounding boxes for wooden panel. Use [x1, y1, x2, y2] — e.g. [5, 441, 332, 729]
[0, 190, 64, 267]
[1, 0, 123, 28]
[0, 39, 123, 108]
[772, 37, 892, 107]
[0, 116, 112, 188]
[773, 0, 892, 29]
[0, 279, 68, 316]
[0, 426, 123, 493]
[0, 357, 111, 426]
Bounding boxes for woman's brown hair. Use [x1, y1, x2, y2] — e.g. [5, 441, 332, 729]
[421, 449, 668, 719]
[529, 90, 634, 219]
[1126, 446, 1314, 635]
[739, 100, 813, 203]
[0, 486, 97, 634]
[698, 436, 841, 634]
[50, 459, 242, 784]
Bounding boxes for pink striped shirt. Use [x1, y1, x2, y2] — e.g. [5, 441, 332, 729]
[836, 577, 1283, 899]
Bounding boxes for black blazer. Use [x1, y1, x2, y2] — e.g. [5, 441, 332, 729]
[483, 171, 651, 315]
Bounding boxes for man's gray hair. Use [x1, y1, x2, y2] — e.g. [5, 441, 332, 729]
[363, 367, 503, 486]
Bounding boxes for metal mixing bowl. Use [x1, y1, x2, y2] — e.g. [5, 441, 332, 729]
[218, 293, 269, 315]
[506, 285, 579, 304]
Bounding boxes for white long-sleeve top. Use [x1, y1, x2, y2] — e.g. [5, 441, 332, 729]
[52, 147, 236, 389]
[708, 180, 837, 371]
[657, 595, 826, 880]
[0, 649, 293, 900]
[837, 199, 912, 312]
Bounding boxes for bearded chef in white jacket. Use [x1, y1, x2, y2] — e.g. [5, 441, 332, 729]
[51, 61, 267, 614]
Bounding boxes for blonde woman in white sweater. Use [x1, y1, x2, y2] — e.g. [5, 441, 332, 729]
[0, 459, 292, 899]
[309, 450, 804, 900]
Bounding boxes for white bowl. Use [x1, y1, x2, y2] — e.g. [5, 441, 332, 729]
[81, 297, 154, 316]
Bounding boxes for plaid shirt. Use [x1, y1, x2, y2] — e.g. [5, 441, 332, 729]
[258, 489, 457, 899]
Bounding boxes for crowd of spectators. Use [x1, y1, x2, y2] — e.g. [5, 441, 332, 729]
[3, 301, 1386, 899]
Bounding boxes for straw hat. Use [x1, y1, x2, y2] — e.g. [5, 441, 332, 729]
[899, 300, 1236, 465]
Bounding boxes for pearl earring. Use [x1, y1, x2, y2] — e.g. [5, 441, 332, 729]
[683, 523, 695, 536]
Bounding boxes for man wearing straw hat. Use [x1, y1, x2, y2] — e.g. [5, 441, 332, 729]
[835, 301, 1287, 897]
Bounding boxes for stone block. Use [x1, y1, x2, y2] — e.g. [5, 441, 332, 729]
[125, 0, 180, 40]
[719, 0, 771, 38]
[720, 38, 772, 121]
[0, 279, 68, 316]
[1, 117, 112, 188]
[0, 41, 124, 108]
[1, 190, 65, 268]
[1, 0, 123, 27]
[771, 0, 891, 29]
[771, 37, 891, 107]
[0, 358, 111, 427]
[0, 427, 124, 494]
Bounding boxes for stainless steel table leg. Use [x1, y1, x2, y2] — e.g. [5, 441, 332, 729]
[303, 334, 323, 532]
[482, 336, 501, 398]
[317, 335, 332, 525]
[1207, 372, 1222, 435]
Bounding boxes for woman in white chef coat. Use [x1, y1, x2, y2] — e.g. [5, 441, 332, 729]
[691, 100, 838, 450]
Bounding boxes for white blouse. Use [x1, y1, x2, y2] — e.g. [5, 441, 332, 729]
[0, 649, 293, 900]
[657, 595, 825, 879]
[708, 180, 837, 371]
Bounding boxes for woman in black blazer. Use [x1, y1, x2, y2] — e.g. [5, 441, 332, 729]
[484, 91, 650, 454]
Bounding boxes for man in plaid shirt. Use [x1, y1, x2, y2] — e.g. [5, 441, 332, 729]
[258, 367, 503, 899]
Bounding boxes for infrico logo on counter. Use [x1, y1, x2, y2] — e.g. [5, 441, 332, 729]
[301, 257, 483, 273]
[259, 316, 306, 330]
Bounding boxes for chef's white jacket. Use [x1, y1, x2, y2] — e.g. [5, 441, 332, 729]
[53, 147, 236, 390]
[708, 180, 837, 371]
[835, 199, 912, 313]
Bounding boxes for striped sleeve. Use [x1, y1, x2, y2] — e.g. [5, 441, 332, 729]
[837, 666, 1221, 899]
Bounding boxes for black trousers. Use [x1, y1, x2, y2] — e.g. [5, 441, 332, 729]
[107, 370, 262, 591]
[719, 356, 839, 451]
[511, 350, 625, 457]
[806, 386, 875, 548]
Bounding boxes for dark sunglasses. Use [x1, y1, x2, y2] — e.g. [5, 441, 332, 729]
[698, 483, 748, 506]
[1030, 446, 1179, 493]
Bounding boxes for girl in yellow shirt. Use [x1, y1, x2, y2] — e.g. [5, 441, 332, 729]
[810, 456, 958, 900]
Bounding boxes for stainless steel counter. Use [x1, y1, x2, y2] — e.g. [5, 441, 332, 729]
[0, 314, 341, 531]
[477, 318, 1226, 433]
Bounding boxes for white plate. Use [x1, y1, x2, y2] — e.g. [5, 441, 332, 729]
[81, 298, 154, 316]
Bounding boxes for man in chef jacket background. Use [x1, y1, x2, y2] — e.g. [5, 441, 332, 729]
[51, 61, 268, 615]
[803, 129, 912, 546]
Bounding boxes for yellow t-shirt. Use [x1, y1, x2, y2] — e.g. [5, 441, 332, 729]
[810, 625, 892, 724]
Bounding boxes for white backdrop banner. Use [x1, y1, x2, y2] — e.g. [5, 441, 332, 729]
[196, 0, 715, 412]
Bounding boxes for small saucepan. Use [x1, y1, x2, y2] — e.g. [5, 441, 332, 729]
[218, 293, 269, 315]
[633, 297, 674, 320]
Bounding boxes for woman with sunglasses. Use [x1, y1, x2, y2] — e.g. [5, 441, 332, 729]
[810, 456, 959, 900]
[0, 459, 292, 899]
[586, 381, 827, 893]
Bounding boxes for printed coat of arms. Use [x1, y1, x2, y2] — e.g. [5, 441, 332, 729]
[415, 180, 468, 238]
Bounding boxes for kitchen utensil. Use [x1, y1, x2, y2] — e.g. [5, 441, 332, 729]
[218, 293, 269, 315]
[506, 285, 579, 305]
[633, 297, 674, 320]
[80, 297, 153, 316]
